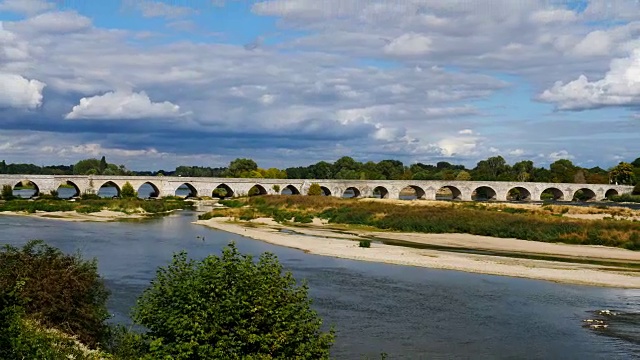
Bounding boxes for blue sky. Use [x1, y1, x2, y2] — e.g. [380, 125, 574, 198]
[0, 0, 639, 170]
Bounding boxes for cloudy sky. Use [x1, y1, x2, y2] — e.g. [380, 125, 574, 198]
[1, 0, 639, 170]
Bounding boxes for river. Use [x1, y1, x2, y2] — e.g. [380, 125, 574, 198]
[0, 212, 638, 359]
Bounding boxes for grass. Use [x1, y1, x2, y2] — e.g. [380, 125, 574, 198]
[610, 194, 640, 203]
[0, 197, 193, 216]
[203, 196, 640, 250]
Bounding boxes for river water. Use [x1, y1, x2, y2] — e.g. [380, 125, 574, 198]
[0, 212, 639, 359]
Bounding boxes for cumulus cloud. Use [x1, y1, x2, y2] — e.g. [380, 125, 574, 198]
[15, 11, 92, 34]
[0, 73, 45, 109]
[65, 91, 183, 120]
[539, 49, 640, 110]
[548, 150, 574, 161]
[122, 0, 197, 19]
[0, 0, 54, 15]
[383, 33, 432, 56]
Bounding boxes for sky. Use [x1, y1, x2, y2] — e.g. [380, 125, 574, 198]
[0, 0, 639, 171]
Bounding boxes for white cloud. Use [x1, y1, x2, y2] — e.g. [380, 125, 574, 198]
[65, 91, 183, 120]
[383, 33, 432, 56]
[548, 150, 574, 161]
[530, 9, 577, 24]
[0, 73, 45, 109]
[423, 106, 478, 118]
[458, 129, 473, 135]
[539, 49, 640, 110]
[123, 0, 197, 19]
[0, 0, 54, 15]
[570, 30, 612, 57]
[16, 11, 92, 34]
[509, 148, 524, 156]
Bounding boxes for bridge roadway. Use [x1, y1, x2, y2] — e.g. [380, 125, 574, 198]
[0, 174, 633, 202]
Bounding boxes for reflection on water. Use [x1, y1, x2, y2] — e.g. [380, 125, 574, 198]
[0, 213, 638, 359]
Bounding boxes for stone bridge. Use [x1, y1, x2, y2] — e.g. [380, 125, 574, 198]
[0, 174, 633, 202]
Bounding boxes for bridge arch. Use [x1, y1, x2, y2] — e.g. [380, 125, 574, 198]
[472, 186, 497, 201]
[540, 187, 564, 201]
[12, 180, 39, 198]
[506, 187, 531, 201]
[436, 185, 462, 200]
[249, 184, 268, 196]
[98, 181, 120, 198]
[281, 185, 300, 195]
[319, 186, 331, 196]
[373, 186, 389, 199]
[342, 186, 361, 198]
[56, 180, 80, 199]
[605, 189, 619, 199]
[573, 188, 596, 202]
[137, 182, 160, 199]
[175, 183, 197, 198]
[213, 184, 234, 198]
[399, 185, 425, 200]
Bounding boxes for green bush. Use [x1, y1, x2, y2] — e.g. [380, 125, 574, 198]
[81, 192, 101, 200]
[359, 240, 371, 248]
[272, 184, 281, 193]
[219, 199, 245, 208]
[633, 183, 640, 195]
[120, 182, 137, 198]
[1, 184, 14, 200]
[0, 240, 110, 347]
[307, 183, 323, 196]
[294, 213, 313, 223]
[609, 194, 640, 203]
[132, 243, 334, 359]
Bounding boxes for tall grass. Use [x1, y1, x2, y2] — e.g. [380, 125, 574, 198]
[0, 198, 193, 215]
[244, 196, 640, 250]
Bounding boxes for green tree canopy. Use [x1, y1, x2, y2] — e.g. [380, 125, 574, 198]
[610, 162, 635, 185]
[307, 183, 323, 196]
[132, 243, 334, 359]
[549, 159, 577, 183]
[226, 158, 259, 178]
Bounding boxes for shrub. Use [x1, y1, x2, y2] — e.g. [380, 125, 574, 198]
[634, 183, 640, 195]
[308, 183, 323, 196]
[294, 213, 313, 223]
[272, 184, 280, 193]
[81, 192, 101, 200]
[359, 239, 371, 248]
[219, 199, 245, 208]
[0, 240, 110, 347]
[1, 184, 13, 200]
[120, 182, 137, 198]
[132, 243, 334, 359]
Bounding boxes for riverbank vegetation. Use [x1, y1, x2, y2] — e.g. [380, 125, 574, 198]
[201, 196, 640, 250]
[0, 195, 193, 216]
[0, 241, 334, 359]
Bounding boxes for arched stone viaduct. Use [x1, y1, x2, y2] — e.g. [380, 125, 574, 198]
[0, 175, 633, 202]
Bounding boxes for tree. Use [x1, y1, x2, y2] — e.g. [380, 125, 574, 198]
[455, 170, 471, 181]
[513, 160, 534, 182]
[226, 158, 258, 178]
[132, 243, 334, 359]
[308, 183, 323, 196]
[632, 157, 640, 168]
[633, 183, 640, 195]
[99, 156, 107, 174]
[73, 158, 101, 175]
[473, 156, 507, 181]
[121, 182, 137, 198]
[0, 240, 110, 347]
[609, 162, 635, 185]
[1, 184, 13, 200]
[549, 159, 577, 183]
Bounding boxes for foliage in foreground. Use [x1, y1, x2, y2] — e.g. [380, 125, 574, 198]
[0, 241, 335, 359]
[245, 196, 640, 250]
[0, 240, 111, 347]
[0, 288, 112, 360]
[132, 242, 334, 359]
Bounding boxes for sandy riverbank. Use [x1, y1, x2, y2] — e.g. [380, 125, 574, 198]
[0, 210, 146, 222]
[195, 217, 640, 289]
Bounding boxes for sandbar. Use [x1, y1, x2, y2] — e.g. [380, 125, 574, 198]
[195, 217, 640, 289]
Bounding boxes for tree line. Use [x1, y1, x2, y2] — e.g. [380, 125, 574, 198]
[2, 155, 639, 185]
